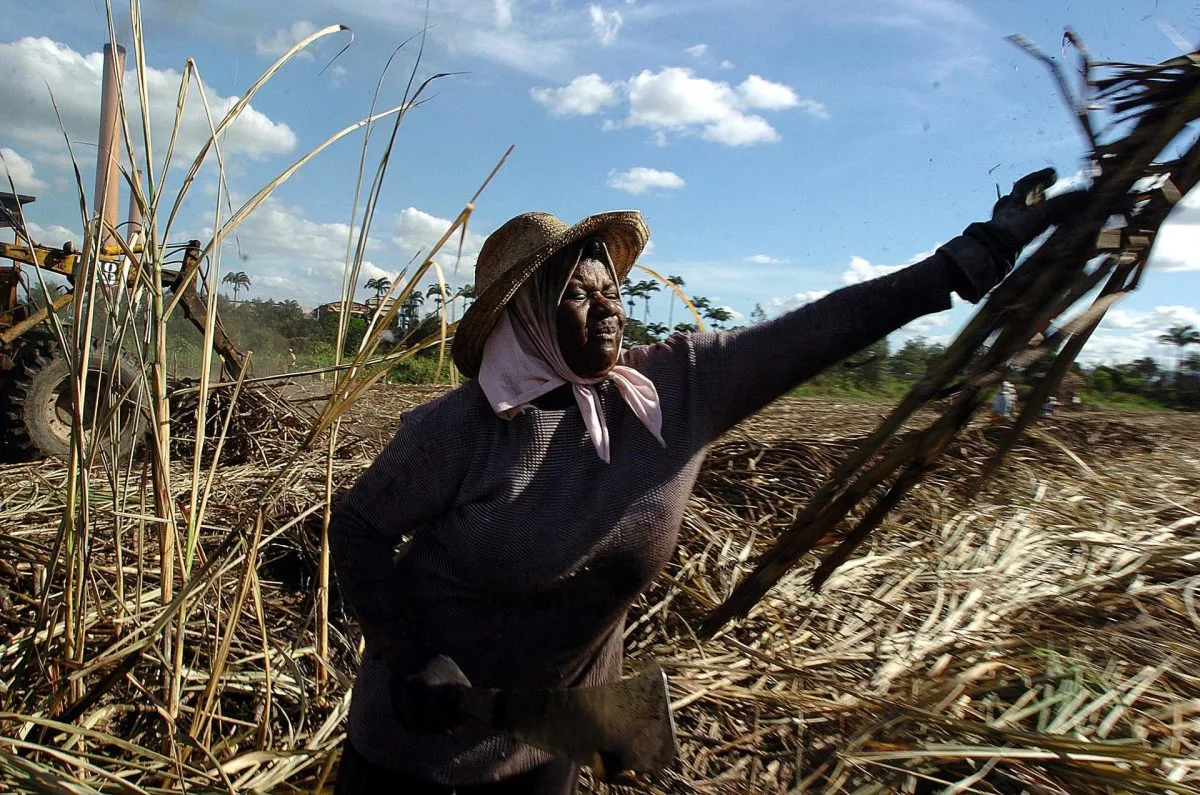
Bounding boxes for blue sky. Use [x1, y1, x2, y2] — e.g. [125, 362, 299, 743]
[2, 0, 1199, 364]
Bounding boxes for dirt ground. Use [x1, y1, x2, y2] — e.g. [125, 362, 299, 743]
[288, 377, 1200, 457]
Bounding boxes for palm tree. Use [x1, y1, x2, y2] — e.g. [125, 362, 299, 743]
[1158, 324, 1200, 385]
[665, 274, 685, 328]
[633, 279, 659, 324]
[703, 305, 733, 329]
[426, 283, 446, 315]
[622, 278, 643, 319]
[645, 322, 669, 340]
[365, 276, 392, 298]
[400, 292, 423, 333]
[222, 271, 252, 303]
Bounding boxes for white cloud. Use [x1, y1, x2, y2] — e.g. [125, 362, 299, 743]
[686, 44, 708, 58]
[392, 207, 487, 276]
[738, 75, 800, 111]
[607, 167, 685, 195]
[745, 254, 788, 265]
[0, 38, 296, 169]
[531, 74, 622, 116]
[1099, 305, 1200, 333]
[841, 255, 904, 285]
[196, 198, 400, 306]
[0, 147, 45, 192]
[768, 289, 830, 313]
[626, 67, 821, 146]
[589, 5, 624, 45]
[225, 197, 380, 262]
[900, 310, 951, 335]
[626, 67, 768, 144]
[796, 98, 832, 120]
[1077, 331, 1158, 365]
[534, 67, 825, 146]
[254, 20, 320, 59]
[1149, 188, 1200, 272]
[494, 0, 514, 29]
[328, 64, 350, 88]
[25, 220, 77, 245]
[700, 114, 779, 146]
[719, 60, 735, 70]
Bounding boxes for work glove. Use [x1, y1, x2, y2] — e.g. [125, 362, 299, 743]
[944, 167, 1090, 303]
[390, 653, 471, 735]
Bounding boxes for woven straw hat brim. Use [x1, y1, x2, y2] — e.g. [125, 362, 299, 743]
[452, 211, 648, 378]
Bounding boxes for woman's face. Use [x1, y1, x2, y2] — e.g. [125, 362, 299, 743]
[557, 255, 625, 378]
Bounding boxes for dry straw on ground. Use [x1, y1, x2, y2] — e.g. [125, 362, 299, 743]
[1, 393, 1197, 793]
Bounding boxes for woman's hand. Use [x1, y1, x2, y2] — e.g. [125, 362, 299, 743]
[948, 168, 1090, 302]
[390, 653, 471, 735]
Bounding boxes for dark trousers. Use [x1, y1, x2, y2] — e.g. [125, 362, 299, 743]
[334, 740, 580, 795]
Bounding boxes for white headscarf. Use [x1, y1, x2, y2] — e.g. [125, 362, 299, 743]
[477, 240, 664, 463]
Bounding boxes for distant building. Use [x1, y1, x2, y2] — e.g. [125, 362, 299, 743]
[312, 300, 372, 321]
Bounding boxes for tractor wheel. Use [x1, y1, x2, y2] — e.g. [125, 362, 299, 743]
[2, 338, 146, 462]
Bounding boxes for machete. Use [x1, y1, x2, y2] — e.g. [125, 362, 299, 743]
[457, 661, 678, 776]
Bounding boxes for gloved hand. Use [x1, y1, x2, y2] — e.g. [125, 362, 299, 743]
[390, 653, 471, 735]
[945, 167, 1090, 302]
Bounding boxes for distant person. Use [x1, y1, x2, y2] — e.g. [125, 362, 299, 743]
[330, 169, 1087, 793]
[287, 348, 297, 373]
[991, 380, 1015, 421]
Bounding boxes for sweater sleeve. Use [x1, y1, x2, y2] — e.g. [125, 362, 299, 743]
[687, 250, 958, 440]
[330, 415, 457, 643]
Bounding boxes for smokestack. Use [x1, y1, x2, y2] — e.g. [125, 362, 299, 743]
[127, 165, 143, 240]
[94, 43, 126, 248]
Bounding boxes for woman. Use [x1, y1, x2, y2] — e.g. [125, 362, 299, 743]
[330, 169, 1084, 793]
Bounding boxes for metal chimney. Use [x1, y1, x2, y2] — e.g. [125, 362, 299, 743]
[94, 43, 125, 248]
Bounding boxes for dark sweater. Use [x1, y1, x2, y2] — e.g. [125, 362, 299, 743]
[330, 247, 966, 784]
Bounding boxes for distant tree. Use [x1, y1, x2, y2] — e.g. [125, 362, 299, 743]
[645, 322, 669, 340]
[623, 318, 654, 346]
[850, 339, 888, 389]
[888, 336, 946, 380]
[426, 283, 446, 314]
[1158, 324, 1200, 385]
[365, 276, 392, 298]
[632, 279, 659, 324]
[399, 292, 423, 333]
[665, 274, 686, 327]
[703, 305, 733, 329]
[674, 322, 698, 334]
[1091, 367, 1115, 394]
[222, 271, 252, 302]
[622, 278, 642, 319]
[750, 303, 767, 324]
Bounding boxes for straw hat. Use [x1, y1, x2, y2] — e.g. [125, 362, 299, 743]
[452, 210, 649, 377]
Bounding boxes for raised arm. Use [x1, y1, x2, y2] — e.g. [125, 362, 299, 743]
[684, 168, 1087, 439]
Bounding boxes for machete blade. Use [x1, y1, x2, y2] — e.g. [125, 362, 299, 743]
[459, 661, 677, 774]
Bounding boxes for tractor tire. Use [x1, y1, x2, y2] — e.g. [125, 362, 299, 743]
[2, 337, 146, 462]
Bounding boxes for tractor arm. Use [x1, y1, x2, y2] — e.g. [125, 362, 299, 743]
[172, 241, 245, 379]
[1, 238, 245, 379]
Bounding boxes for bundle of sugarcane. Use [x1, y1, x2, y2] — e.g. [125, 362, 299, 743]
[700, 36, 1200, 636]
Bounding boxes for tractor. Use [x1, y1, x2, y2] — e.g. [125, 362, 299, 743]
[0, 191, 245, 461]
[0, 43, 244, 462]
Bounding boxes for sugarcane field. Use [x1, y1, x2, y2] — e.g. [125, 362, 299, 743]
[2, 2, 1200, 794]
